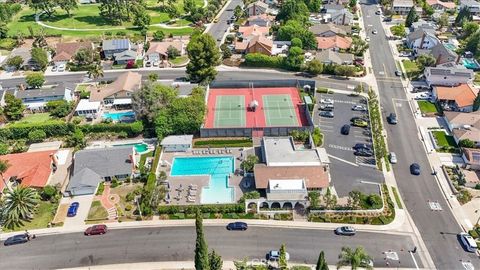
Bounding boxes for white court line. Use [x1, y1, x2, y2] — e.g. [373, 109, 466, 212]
[408, 251, 420, 270]
[328, 154, 359, 167]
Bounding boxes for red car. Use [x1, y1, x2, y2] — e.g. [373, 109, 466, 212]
[84, 224, 107, 236]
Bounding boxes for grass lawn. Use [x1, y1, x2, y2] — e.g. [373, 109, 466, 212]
[401, 60, 421, 79]
[194, 138, 253, 148]
[4, 201, 57, 232]
[139, 151, 154, 171]
[417, 100, 438, 114]
[170, 55, 189, 65]
[15, 113, 52, 124]
[432, 130, 458, 148]
[75, 84, 90, 92]
[87, 200, 108, 220]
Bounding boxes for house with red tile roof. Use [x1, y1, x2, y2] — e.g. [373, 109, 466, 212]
[316, 35, 352, 51]
[426, 0, 456, 10]
[0, 150, 56, 192]
[433, 84, 479, 112]
[53, 42, 94, 67]
[238, 25, 270, 39]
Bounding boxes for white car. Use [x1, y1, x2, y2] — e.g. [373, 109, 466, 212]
[389, 152, 397, 164]
[57, 64, 65, 72]
[372, 29, 378, 35]
[365, 37, 371, 42]
[414, 93, 432, 100]
[266, 250, 290, 261]
[51, 65, 57, 72]
[459, 232, 478, 253]
[320, 98, 334, 104]
[352, 105, 367, 111]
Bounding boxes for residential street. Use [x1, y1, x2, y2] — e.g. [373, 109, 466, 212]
[360, 0, 479, 268]
[207, 0, 243, 44]
[0, 226, 420, 269]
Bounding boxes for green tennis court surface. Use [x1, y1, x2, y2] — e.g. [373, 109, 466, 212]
[214, 95, 246, 127]
[263, 95, 299, 126]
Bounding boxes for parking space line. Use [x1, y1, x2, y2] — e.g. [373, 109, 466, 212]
[328, 154, 359, 167]
[328, 144, 353, 151]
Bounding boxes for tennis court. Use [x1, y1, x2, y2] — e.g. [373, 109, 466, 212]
[214, 95, 246, 128]
[263, 94, 299, 126]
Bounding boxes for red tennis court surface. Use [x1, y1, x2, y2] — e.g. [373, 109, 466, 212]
[204, 87, 309, 128]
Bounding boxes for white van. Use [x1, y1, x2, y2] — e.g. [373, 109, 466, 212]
[459, 232, 478, 253]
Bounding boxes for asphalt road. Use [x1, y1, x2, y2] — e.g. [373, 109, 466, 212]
[207, 0, 243, 44]
[361, 1, 479, 268]
[0, 226, 420, 269]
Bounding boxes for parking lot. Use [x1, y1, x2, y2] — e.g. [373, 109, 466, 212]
[315, 92, 384, 196]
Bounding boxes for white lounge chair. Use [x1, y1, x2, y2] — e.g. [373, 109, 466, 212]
[189, 190, 197, 196]
[187, 196, 196, 202]
[189, 184, 198, 190]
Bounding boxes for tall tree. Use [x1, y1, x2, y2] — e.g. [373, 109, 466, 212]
[0, 22, 8, 39]
[184, 0, 196, 14]
[194, 208, 210, 270]
[209, 250, 223, 270]
[405, 7, 418, 27]
[305, 59, 324, 75]
[87, 64, 104, 79]
[462, 22, 479, 39]
[25, 72, 46, 88]
[464, 31, 480, 56]
[74, 47, 96, 66]
[455, 6, 472, 27]
[1, 186, 40, 229]
[473, 94, 480, 112]
[3, 93, 25, 121]
[31, 47, 48, 70]
[284, 46, 304, 71]
[186, 33, 221, 84]
[416, 54, 436, 71]
[28, 0, 56, 18]
[316, 251, 329, 270]
[337, 246, 373, 270]
[279, 244, 288, 270]
[0, 160, 11, 192]
[58, 0, 78, 16]
[132, 83, 178, 125]
[276, 0, 309, 22]
[437, 13, 448, 29]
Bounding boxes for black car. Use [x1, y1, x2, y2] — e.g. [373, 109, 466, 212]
[354, 148, 374, 157]
[353, 143, 371, 151]
[335, 226, 356, 236]
[226, 222, 248, 231]
[395, 70, 402, 77]
[4, 234, 29, 246]
[320, 111, 334, 118]
[387, 113, 397, 124]
[410, 163, 421, 175]
[341, 124, 350, 135]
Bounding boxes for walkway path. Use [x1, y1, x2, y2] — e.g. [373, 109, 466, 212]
[98, 184, 118, 220]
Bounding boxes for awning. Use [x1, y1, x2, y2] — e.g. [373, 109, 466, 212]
[26, 101, 46, 109]
[113, 98, 132, 105]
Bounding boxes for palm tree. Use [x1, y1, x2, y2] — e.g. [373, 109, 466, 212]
[0, 160, 11, 192]
[337, 246, 373, 270]
[1, 186, 40, 229]
[87, 63, 104, 79]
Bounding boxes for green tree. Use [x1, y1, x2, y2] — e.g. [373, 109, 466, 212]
[276, 0, 309, 22]
[186, 33, 221, 84]
[334, 65, 356, 78]
[133, 6, 151, 30]
[416, 54, 436, 71]
[0, 160, 11, 192]
[473, 94, 480, 111]
[291, 37, 303, 48]
[148, 73, 159, 82]
[28, 0, 56, 18]
[46, 100, 73, 118]
[28, 129, 46, 143]
[349, 0, 357, 8]
[323, 187, 337, 209]
[437, 13, 449, 29]
[132, 82, 178, 126]
[284, 46, 304, 71]
[405, 7, 418, 27]
[0, 143, 8, 155]
[349, 36, 369, 57]
[305, 0, 322, 12]
[240, 155, 259, 172]
[220, 44, 232, 59]
[279, 244, 288, 270]
[316, 250, 329, 270]
[305, 59, 323, 75]
[87, 64, 104, 79]
[31, 47, 48, 70]
[195, 208, 210, 270]
[66, 128, 86, 149]
[58, 0, 78, 16]
[308, 191, 320, 208]
[390, 24, 406, 37]
[209, 249, 223, 270]
[184, 0, 196, 14]
[153, 30, 165, 41]
[459, 139, 476, 148]
[74, 47, 96, 66]
[167, 45, 180, 59]
[5, 56, 24, 70]
[40, 185, 57, 201]
[1, 186, 40, 229]
[25, 72, 45, 88]
[234, 5, 244, 19]
[462, 22, 480, 39]
[3, 93, 25, 121]
[455, 6, 472, 27]
[464, 31, 480, 56]
[337, 246, 373, 270]
[277, 20, 317, 50]
[0, 22, 8, 39]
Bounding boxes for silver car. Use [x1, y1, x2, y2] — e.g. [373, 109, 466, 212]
[389, 152, 397, 164]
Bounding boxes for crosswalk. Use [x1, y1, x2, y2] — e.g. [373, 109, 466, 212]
[356, 156, 376, 167]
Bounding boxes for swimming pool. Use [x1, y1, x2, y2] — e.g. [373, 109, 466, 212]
[171, 156, 235, 204]
[113, 143, 148, 153]
[444, 43, 456, 51]
[103, 111, 135, 121]
[463, 58, 480, 70]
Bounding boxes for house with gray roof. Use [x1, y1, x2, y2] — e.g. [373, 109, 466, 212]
[424, 67, 474, 86]
[315, 50, 354, 65]
[392, 0, 415, 14]
[65, 168, 103, 196]
[161, 135, 193, 152]
[309, 23, 351, 37]
[102, 39, 137, 59]
[2, 48, 42, 71]
[15, 82, 75, 110]
[406, 28, 439, 51]
[460, 0, 480, 15]
[113, 50, 137, 65]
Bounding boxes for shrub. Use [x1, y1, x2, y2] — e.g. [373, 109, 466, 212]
[126, 192, 135, 202]
[244, 53, 283, 68]
[28, 129, 46, 143]
[96, 182, 105, 195]
[111, 178, 120, 188]
[125, 204, 133, 211]
[41, 185, 57, 201]
[157, 204, 245, 215]
[0, 121, 74, 141]
[79, 121, 144, 137]
[316, 87, 329, 93]
[469, 229, 479, 239]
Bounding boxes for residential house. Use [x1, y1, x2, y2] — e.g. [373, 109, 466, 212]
[161, 135, 193, 152]
[113, 50, 137, 65]
[411, 20, 437, 31]
[463, 148, 480, 170]
[145, 41, 185, 64]
[316, 35, 352, 51]
[2, 48, 41, 71]
[433, 84, 479, 112]
[15, 82, 75, 111]
[309, 23, 351, 37]
[321, 5, 354, 25]
[425, 67, 474, 86]
[443, 111, 480, 147]
[52, 42, 94, 67]
[246, 14, 275, 27]
[252, 137, 330, 208]
[426, 0, 456, 10]
[246, 1, 269, 16]
[75, 99, 101, 119]
[0, 150, 57, 192]
[321, 4, 344, 14]
[460, 0, 480, 15]
[238, 24, 270, 39]
[89, 71, 142, 106]
[428, 43, 458, 66]
[102, 39, 136, 59]
[406, 28, 439, 51]
[392, 0, 415, 14]
[65, 147, 135, 196]
[315, 50, 354, 65]
[235, 35, 273, 55]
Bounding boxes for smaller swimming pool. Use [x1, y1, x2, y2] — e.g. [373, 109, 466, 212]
[444, 43, 456, 51]
[463, 58, 480, 70]
[103, 111, 135, 121]
[113, 143, 148, 153]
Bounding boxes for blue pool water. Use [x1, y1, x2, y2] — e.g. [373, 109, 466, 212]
[444, 43, 456, 51]
[463, 59, 480, 70]
[113, 143, 148, 153]
[103, 111, 135, 121]
[171, 156, 235, 204]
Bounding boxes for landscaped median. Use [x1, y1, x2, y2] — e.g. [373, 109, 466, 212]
[367, 89, 389, 170]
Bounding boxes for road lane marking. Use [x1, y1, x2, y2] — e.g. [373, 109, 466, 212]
[327, 154, 359, 167]
[328, 144, 354, 151]
[408, 251, 420, 270]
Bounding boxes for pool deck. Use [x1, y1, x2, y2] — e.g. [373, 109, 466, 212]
[159, 148, 256, 205]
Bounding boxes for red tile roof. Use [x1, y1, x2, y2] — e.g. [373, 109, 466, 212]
[53, 42, 93, 62]
[316, 35, 352, 50]
[0, 150, 55, 191]
[436, 84, 479, 108]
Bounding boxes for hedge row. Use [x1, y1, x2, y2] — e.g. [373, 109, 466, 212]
[157, 203, 245, 215]
[0, 121, 144, 141]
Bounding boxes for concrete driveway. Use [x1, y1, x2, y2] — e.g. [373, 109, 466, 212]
[61, 195, 95, 228]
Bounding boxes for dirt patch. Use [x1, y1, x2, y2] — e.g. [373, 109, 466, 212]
[52, 204, 69, 224]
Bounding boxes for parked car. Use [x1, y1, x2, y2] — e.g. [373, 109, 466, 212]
[414, 93, 432, 100]
[266, 250, 290, 261]
[335, 226, 356, 236]
[58, 64, 65, 72]
[459, 232, 478, 253]
[319, 104, 334, 111]
[395, 70, 402, 76]
[350, 116, 368, 122]
[84, 224, 108, 236]
[352, 119, 368, 127]
[320, 111, 334, 118]
[365, 37, 371, 42]
[3, 234, 29, 246]
[372, 29, 378, 34]
[354, 148, 374, 157]
[320, 98, 334, 104]
[145, 61, 152, 67]
[226, 222, 248, 231]
[51, 65, 57, 72]
[410, 163, 421, 175]
[341, 124, 350, 135]
[353, 143, 371, 150]
[67, 202, 80, 217]
[389, 152, 397, 164]
[384, 17, 392, 22]
[352, 105, 367, 111]
[375, 10, 381, 15]
[387, 113, 397, 124]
